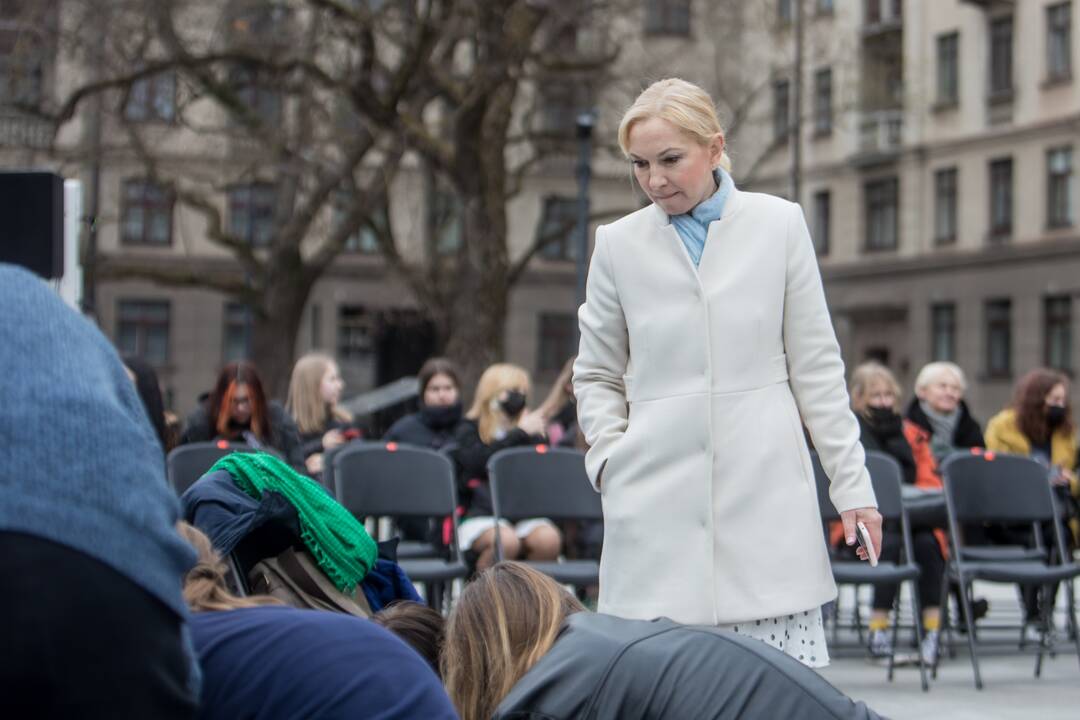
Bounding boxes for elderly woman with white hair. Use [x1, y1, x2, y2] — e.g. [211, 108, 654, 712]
[903, 362, 985, 487]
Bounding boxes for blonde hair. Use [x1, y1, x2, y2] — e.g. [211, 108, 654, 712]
[286, 352, 352, 435]
[618, 78, 732, 173]
[441, 562, 585, 720]
[536, 355, 575, 421]
[176, 522, 283, 612]
[849, 362, 903, 415]
[914, 361, 967, 395]
[466, 363, 532, 444]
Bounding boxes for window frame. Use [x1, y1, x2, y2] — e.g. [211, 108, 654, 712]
[120, 178, 174, 247]
[989, 16, 1014, 100]
[812, 189, 830, 256]
[536, 312, 578, 375]
[813, 67, 833, 136]
[1044, 294, 1073, 373]
[988, 156, 1014, 241]
[643, 0, 692, 37]
[933, 167, 958, 246]
[984, 298, 1013, 380]
[1047, 145, 1075, 229]
[931, 302, 957, 362]
[864, 177, 899, 252]
[227, 182, 277, 248]
[773, 78, 791, 143]
[936, 32, 959, 106]
[1046, 2, 1073, 83]
[123, 70, 177, 124]
[116, 299, 171, 367]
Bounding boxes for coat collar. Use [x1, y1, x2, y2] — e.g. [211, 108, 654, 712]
[648, 182, 745, 228]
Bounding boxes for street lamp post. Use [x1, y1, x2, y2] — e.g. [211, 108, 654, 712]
[575, 111, 595, 323]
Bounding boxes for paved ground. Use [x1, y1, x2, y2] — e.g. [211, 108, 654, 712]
[817, 581, 1080, 720]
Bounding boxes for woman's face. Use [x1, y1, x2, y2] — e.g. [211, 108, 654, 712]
[626, 117, 724, 216]
[1045, 383, 1067, 409]
[423, 372, 459, 408]
[230, 382, 252, 424]
[864, 379, 897, 411]
[919, 372, 963, 414]
[320, 362, 344, 405]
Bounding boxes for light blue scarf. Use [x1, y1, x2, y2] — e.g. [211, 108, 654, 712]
[669, 167, 733, 267]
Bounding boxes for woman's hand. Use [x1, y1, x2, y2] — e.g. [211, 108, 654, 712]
[517, 409, 547, 437]
[322, 428, 346, 450]
[305, 453, 325, 475]
[840, 507, 882, 562]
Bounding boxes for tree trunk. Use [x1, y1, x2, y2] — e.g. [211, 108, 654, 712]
[251, 255, 314, 401]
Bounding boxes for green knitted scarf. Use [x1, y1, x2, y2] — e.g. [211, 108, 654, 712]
[211, 452, 377, 593]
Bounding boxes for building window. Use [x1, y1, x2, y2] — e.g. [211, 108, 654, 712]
[988, 157, 1013, 241]
[116, 300, 170, 366]
[989, 16, 1013, 98]
[934, 167, 958, 245]
[222, 302, 252, 363]
[430, 189, 463, 255]
[228, 183, 276, 247]
[778, 0, 794, 25]
[1045, 295, 1072, 372]
[121, 179, 173, 246]
[124, 71, 176, 123]
[773, 79, 790, 142]
[644, 0, 690, 36]
[335, 194, 382, 254]
[537, 312, 577, 374]
[812, 190, 830, 256]
[864, 0, 901, 26]
[337, 305, 373, 361]
[1048, 146, 1074, 228]
[984, 298, 1012, 379]
[537, 79, 591, 136]
[0, 10, 47, 109]
[936, 32, 959, 106]
[817, 0, 835, 15]
[813, 68, 832, 135]
[537, 196, 579, 262]
[1047, 2, 1072, 82]
[229, 65, 282, 127]
[864, 177, 898, 251]
[931, 302, 957, 362]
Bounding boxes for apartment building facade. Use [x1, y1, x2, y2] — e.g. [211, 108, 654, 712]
[2, 0, 1078, 422]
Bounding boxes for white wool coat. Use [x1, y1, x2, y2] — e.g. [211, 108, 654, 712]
[572, 186, 877, 625]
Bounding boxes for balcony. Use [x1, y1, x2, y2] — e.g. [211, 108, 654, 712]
[0, 110, 53, 150]
[852, 110, 903, 166]
[862, 0, 903, 37]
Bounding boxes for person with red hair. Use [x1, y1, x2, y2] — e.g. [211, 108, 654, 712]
[180, 362, 304, 469]
[985, 368, 1079, 640]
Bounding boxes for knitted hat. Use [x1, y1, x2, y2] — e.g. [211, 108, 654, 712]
[0, 264, 196, 616]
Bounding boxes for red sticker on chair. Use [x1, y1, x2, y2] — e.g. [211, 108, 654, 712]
[385, 442, 398, 452]
[216, 440, 229, 449]
[536, 444, 549, 454]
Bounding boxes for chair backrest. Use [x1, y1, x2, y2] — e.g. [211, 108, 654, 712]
[810, 450, 904, 521]
[941, 452, 1056, 525]
[167, 441, 246, 495]
[488, 446, 602, 522]
[333, 442, 458, 518]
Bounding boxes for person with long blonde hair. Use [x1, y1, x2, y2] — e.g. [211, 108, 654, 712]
[442, 562, 882, 720]
[449, 363, 561, 571]
[574, 77, 880, 667]
[285, 353, 358, 475]
[177, 522, 457, 719]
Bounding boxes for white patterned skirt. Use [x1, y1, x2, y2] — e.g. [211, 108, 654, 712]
[720, 607, 829, 668]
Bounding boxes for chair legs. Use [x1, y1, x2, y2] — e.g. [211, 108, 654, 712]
[908, 580, 929, 692]
[955, 573, 984, 690]
[1067, 578, 1080, 675]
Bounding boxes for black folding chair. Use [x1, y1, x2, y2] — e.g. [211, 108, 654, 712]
[167, 441, 247, 495]
[488, 446, 601, 592]
[333, 442, 468, 611]
[941, 451, 1080, 689]
[813, 450, 929, 690]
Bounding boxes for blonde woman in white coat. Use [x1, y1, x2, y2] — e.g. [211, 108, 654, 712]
[572, 78, 882, 667]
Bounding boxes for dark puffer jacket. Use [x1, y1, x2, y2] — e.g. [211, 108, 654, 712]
[495, 613, 882, 720]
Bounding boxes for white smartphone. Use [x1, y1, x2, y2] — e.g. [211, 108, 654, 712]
[855, 521, 878, 567]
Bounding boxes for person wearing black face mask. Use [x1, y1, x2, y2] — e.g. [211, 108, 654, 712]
[384, 358, 468, 451]
[849, 363, 948, 666]
[985, 368, 1080, 641]
[448, 363, 561, 573]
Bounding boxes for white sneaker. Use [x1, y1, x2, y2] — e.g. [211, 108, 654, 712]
[868, 629, 893, 659]
[920, 630, 940, 666]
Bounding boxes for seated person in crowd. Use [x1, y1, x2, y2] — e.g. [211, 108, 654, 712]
[371, 600, 446, 677]
[124, 355, 174, 455]
[903, 361, 985, 487]
[449, 363, 561, 571]
[536, 356, 582, 449]
[180, 361, 304, 469]
[985, 368, 1080, 640]
[850, 363, 945, 665]
[442, 562, 882, 720]
[1, 264, 198, 717]
[286, 352, 361, 476]
[178, 523, 458, 720]
[384, 357, 468, 450]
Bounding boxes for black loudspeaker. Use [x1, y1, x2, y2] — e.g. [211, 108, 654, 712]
[0, 171, 65, 279]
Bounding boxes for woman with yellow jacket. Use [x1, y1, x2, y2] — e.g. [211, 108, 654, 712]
[984, 368, 1079, 638]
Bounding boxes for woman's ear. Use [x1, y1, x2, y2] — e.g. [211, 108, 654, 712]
[709, 133, 726, 168]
